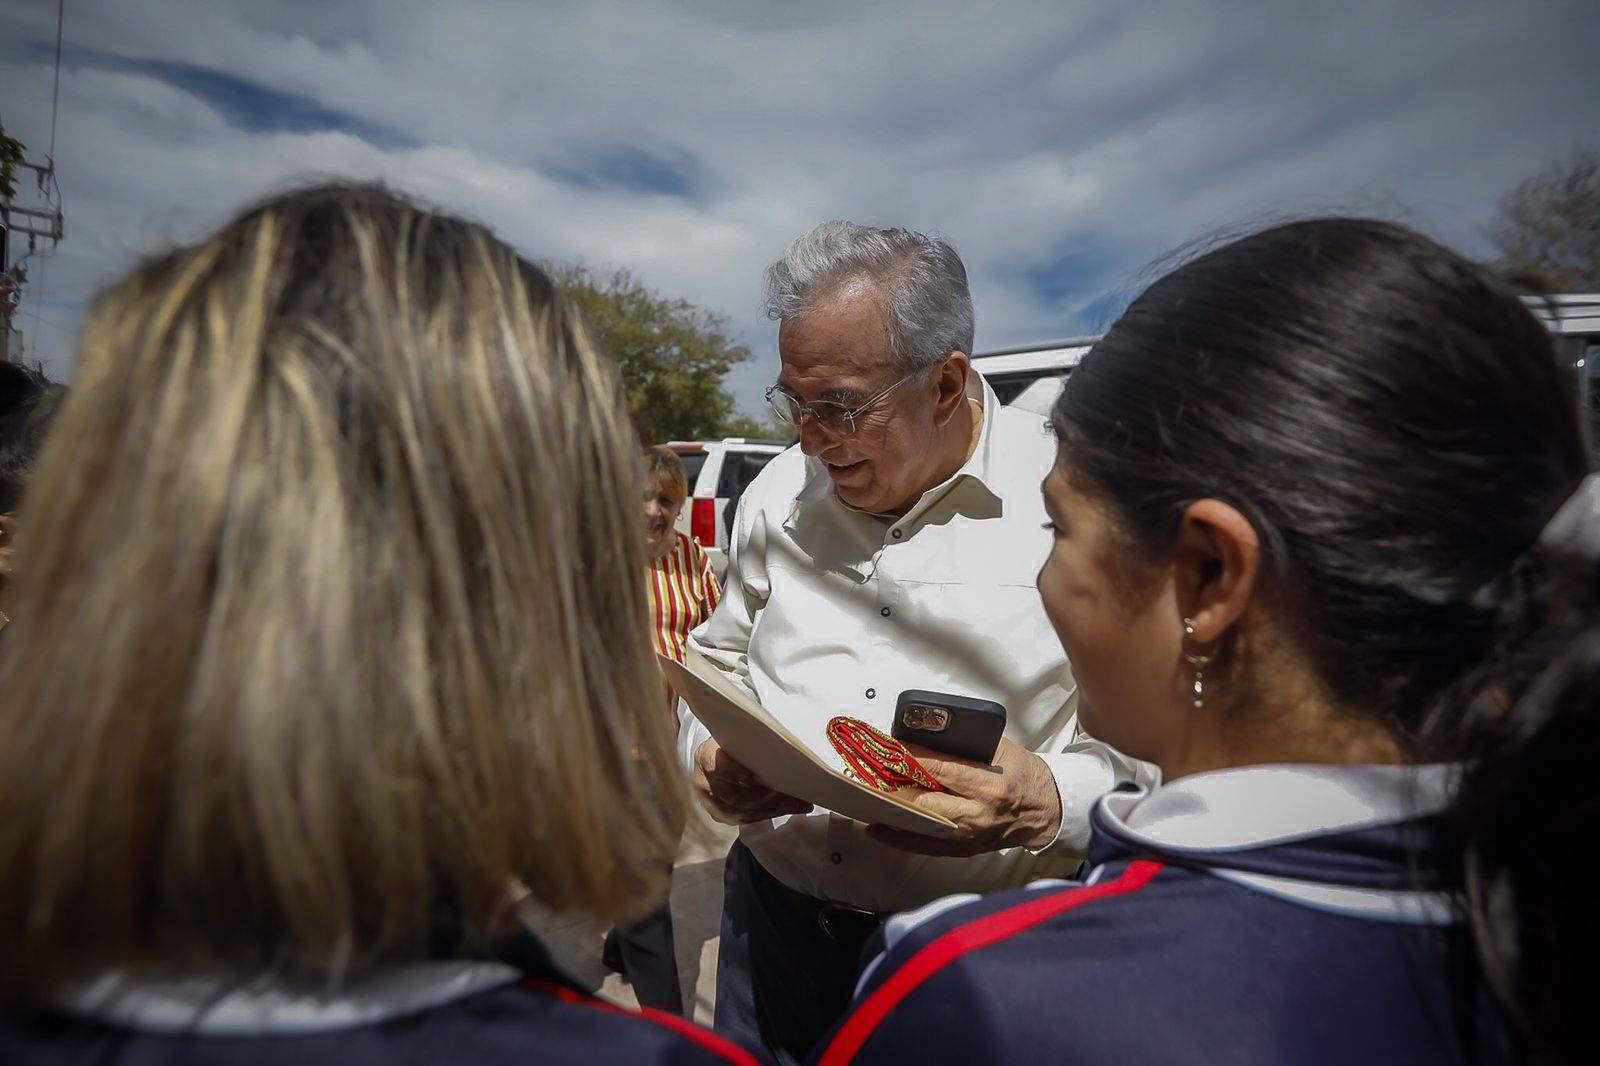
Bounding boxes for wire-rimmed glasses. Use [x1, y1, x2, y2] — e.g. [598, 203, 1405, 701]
[764, 369, 923, 436]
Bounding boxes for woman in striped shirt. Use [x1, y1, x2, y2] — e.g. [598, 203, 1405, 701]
[605, 445, 723, 1015]
[644, 446, 722, 666]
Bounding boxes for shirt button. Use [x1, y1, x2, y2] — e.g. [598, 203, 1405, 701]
[880, 606, 891, 617]
[831, 852, 843, 865]
[865, 688, 876, 699]
[891, 529, 903, 539]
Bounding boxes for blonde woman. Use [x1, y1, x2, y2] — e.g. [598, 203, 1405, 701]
[0, 185, 757, 1066]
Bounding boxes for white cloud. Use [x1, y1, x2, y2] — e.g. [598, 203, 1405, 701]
[2, 0, 1597, 409]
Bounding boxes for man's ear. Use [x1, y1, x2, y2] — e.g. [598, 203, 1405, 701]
[932, 352, 972, 427]
[1171, 499, 1260, 643]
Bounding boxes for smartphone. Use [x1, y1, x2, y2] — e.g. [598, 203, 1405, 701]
[892, 690, 1007, 764]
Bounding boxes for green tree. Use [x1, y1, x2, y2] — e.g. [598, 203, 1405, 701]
[550, 263, 767, 443]
[719, 411, 794, 441]
[1488, 146, 1600, 293]
[0, 123, 26, 202]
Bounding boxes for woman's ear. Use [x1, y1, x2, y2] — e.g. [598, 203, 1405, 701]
[1171, 499, 1260, 643]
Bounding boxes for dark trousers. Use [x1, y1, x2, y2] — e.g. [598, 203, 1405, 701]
[714, 842, 881, 1066]
[614, 902, 684, 1015]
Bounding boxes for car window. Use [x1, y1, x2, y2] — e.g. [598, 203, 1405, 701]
[1585, 340, 1599, 412]
[985, 376, 1036, 405]
[715, 452, 771, 496]
[679, 452, 708, 489]
[719, 451, 779, 536]
[983, 370, 1070, 406]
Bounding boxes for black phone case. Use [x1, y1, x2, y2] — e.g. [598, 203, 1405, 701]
[892, 689, 1007, 763]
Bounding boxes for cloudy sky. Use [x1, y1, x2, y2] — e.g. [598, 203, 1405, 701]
[2, 0, 1597, 414]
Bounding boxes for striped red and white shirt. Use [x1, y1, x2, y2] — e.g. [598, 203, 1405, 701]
[648, 531, 721, 665]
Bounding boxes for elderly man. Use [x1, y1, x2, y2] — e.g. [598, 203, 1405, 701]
[680, 221, 1153, 1062]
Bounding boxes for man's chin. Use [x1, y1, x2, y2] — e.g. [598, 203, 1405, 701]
[835, 482, 883, 512]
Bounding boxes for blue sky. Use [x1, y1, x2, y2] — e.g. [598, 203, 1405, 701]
[2, 0, 1597, 415]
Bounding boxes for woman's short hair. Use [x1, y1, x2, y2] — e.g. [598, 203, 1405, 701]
[644, 445, 689, 505]
[0, 183, 686, 999]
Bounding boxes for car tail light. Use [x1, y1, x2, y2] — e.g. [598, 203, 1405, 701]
[691, 498, 717, 547]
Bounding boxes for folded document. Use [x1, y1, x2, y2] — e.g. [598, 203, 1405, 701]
[661, 648, 956, 837]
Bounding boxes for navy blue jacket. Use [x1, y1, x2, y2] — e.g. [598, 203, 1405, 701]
[815, 764, 1514, 1066]
[1, 935, 762, 1066]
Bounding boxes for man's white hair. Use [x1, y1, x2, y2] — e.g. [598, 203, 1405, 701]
[763, 221, 975, 373]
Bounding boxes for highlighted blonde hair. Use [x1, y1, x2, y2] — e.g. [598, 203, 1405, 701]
[0, 184, 685, 997]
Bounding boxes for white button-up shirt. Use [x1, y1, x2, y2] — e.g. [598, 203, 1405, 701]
[680, 378, 1156, 912]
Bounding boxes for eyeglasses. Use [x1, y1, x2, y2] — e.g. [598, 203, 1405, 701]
[765, 369, 924, 436]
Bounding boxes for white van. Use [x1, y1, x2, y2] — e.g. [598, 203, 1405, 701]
[1525, 294, 1600, 412]
[666, 438, 788, 580]
[971, 338, 1092, 415]
[975, 294, 1600, 417]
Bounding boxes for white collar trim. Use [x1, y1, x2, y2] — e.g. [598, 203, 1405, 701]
[58, 960, 522, 1035]
[1092, 763, 1461, 926]
[1098, 762, 1458, 852]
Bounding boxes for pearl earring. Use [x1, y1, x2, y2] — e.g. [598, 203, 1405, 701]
[1182, 617, 1214, 710]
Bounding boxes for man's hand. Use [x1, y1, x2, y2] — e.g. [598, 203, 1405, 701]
[867, 738, 1062, 857]
[693, 738, 813, 825]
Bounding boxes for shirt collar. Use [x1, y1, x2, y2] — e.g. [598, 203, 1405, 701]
[53, 930, 572, 1036]
[1096, 762, 1458, 852]
[56, 960, 524, 1036]
[1089, 763, 1463, 926]
[787, 374, 1006, 526]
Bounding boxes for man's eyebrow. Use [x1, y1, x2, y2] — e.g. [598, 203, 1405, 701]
[773, 380, 864, 404]
[818, 387, 864, 403]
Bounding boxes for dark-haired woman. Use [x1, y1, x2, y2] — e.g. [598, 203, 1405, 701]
[816, 219, 1591, 1066]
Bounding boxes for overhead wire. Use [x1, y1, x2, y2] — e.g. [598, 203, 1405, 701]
[48, 0, 65, 162]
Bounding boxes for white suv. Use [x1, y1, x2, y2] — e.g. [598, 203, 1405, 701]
[1526, 294, 1600, 415]
[975, 293, 1600, 418]
[666, 438, 788, 579]
[972, 338, 1093, 415]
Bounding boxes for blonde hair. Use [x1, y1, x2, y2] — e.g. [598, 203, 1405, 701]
[644, 445, 689, 505]
[0, 184, 686, 998]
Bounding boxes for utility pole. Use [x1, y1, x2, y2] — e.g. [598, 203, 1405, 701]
[2, 1, 68, 365]
[1, 121, 65, 365]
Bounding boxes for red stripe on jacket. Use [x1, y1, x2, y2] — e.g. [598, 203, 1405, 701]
[818, 860, 1167, 1065]
[523, 980, 760, 1066]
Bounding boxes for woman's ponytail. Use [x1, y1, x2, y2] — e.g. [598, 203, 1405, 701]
[1451, 477, 1600, 1066]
